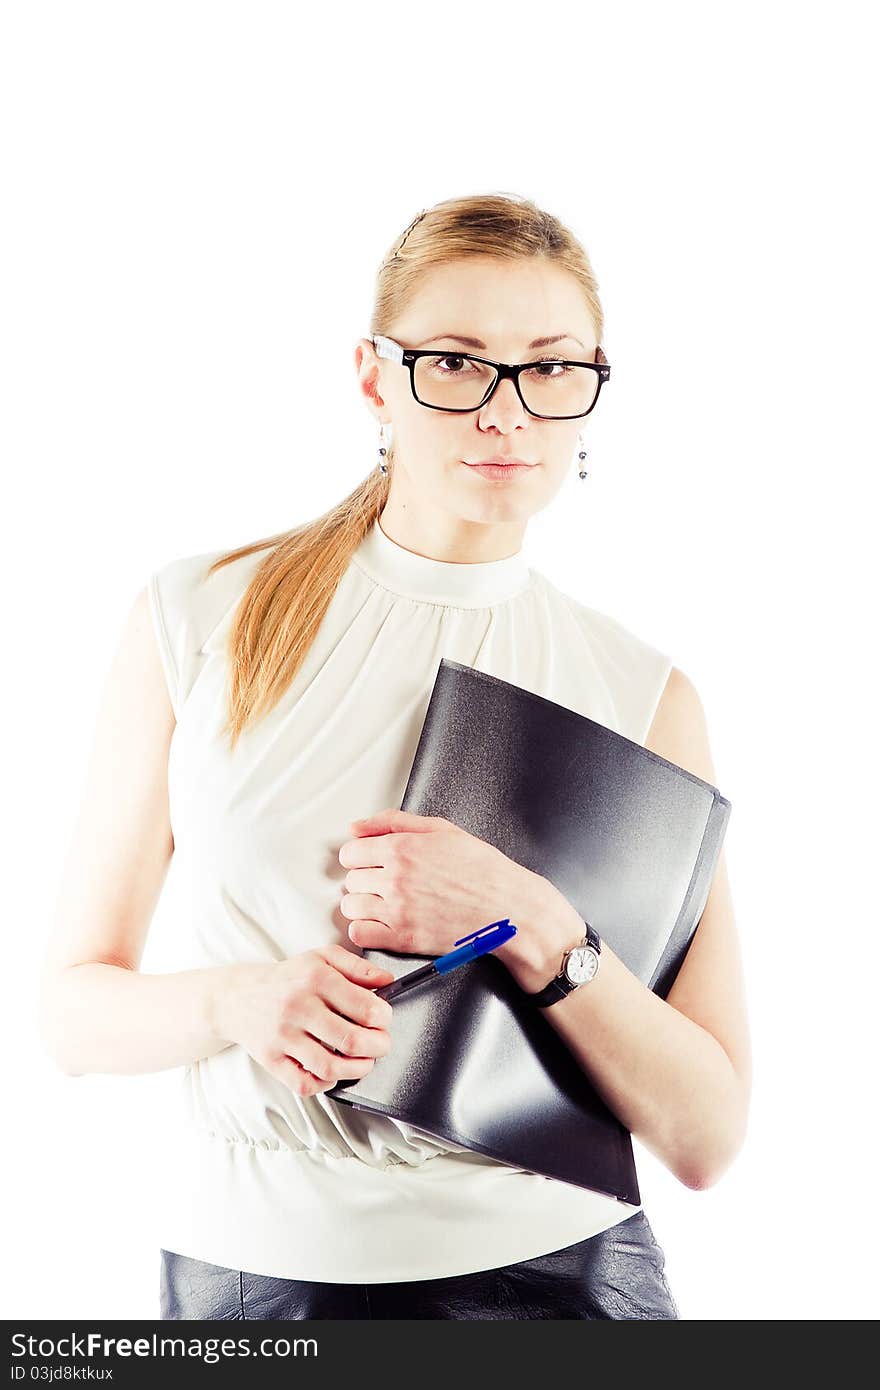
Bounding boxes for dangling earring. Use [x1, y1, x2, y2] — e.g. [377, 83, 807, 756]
[577, 432, 589, 480]
[378, 422, 392, 475]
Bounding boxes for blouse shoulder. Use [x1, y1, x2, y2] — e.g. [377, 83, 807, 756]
[147, 545, 265, 719]
[532, 570, 674, 745]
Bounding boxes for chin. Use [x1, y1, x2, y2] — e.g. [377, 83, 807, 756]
[454, 497, 535, 526]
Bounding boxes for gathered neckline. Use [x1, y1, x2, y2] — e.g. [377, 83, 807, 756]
[350, 517, 533, 608]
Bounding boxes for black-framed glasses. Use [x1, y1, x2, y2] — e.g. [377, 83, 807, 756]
[370, 333, 611, 420]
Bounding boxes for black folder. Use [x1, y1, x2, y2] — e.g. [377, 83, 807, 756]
[327, 658, 731, 1205]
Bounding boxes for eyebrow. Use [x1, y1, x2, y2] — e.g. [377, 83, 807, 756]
[414, 332, 586, 351]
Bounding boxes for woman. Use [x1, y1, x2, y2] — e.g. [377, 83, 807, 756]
[38, 192, 751, 1320]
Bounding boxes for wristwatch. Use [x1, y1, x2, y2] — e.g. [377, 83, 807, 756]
[525, 920, 602, 1007]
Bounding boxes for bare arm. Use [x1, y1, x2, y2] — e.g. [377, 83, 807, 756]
[37, 584, 235, 1076]
[42, 962, 237, 1076]
[37, 585, 396, 1087]
[499, 666, 752, 1191]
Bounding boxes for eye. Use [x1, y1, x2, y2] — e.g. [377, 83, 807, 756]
[524, 356, 574, 378]
[429, 355, 479, 375]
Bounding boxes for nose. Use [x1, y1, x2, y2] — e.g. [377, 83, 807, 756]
[477, 375, 529, 431]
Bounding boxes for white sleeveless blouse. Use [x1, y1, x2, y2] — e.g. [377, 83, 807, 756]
[146, 516, 673, 1283]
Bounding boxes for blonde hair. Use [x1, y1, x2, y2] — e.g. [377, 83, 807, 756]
[206, 191, 606, 751]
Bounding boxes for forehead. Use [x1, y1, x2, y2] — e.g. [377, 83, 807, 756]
[393, 255, 596, 350]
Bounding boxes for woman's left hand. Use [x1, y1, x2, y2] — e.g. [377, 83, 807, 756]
[337, 806, 553, 960]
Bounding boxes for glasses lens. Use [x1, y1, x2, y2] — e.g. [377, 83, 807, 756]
[413, 354, 599, 416]
[413, 354, 497, 409]
[518, 362, 599, 416]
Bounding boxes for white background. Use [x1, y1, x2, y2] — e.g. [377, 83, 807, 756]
[2, 1, 877, 1321]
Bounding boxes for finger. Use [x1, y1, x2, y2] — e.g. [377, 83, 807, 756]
[339, 892, 393, 924]
[345, 916, 401, 951]
[318, 966, 395, 1032]
[313, 1007, 393, 1061]
[323, 942, 395, 983]
[270, 1054, 321, 1095]
[351, 810, 441, 833]
[271, 1051, 375, 1097]
[340, 867, 386, 894]
[286, 1038, 335, 1083]
[338, 837, 394, 869]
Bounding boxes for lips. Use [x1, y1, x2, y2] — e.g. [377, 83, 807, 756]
[462, 459, 536, 481]
[467, 457, 534, 467]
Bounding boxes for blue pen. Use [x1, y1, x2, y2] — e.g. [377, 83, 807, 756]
[373, 918, 518, 1002]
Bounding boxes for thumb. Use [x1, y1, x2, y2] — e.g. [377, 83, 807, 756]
[349, 807, 439, 834]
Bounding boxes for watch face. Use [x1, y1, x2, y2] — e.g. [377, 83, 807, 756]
[565, 946, 600, 985]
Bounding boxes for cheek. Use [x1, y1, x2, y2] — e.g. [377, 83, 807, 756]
[541, 448, 578, 486]
[387, 407, 448, 466]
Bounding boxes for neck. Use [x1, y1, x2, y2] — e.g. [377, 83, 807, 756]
[377, 504, 527, 567]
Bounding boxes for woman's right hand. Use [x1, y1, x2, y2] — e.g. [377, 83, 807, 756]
[217, 944, 397, 1097]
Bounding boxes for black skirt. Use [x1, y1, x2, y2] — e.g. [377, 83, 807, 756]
[159, 1208, 679, 1320]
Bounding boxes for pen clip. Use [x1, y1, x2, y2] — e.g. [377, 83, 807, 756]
[453, 918, 511, 948]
